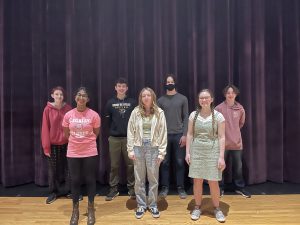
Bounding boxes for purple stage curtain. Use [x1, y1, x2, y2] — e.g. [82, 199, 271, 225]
[0, 0, 300, 187]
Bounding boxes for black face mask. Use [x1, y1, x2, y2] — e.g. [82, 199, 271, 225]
[164, 84, 176, 91]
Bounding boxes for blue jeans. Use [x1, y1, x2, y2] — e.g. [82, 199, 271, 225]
[221, 150, 245, 189]
[134, 140, 159, 209]
[160, 133, 186, 188]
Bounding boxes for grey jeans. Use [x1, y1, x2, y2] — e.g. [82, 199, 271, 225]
[133, 140, 160, 209]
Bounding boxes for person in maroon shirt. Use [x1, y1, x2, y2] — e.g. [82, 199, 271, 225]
[41, 86, 72, 204]
[215, 84, 251, 198]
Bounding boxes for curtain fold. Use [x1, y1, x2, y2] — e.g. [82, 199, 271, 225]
[0, 0, 4, 184]
[1, 0, 300, 186]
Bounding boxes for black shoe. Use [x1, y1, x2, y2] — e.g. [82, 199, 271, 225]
[128, 188, 136, 199]
[149, 207, 160, 218]
[159, 186, 169, 198]
[66, 193, 72, 199]
[79, 195, 83, 201]
[105, 188, 119, 201]
[135, 207, 146, 219]
[46, 193, 57, 204]
[235, 188, 251, 198]
[177, 187, 187, 199]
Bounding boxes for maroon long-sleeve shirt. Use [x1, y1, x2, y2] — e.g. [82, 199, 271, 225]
[215, 101, 245, 150]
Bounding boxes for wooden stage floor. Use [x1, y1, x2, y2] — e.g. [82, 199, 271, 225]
[0, 195, 299, 225]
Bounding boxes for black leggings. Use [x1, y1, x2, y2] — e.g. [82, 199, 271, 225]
[68, 156, 98, 203]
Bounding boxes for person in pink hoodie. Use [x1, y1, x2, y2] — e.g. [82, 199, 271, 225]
[41, 86, 72, 204]
[215, 84, 251, 198]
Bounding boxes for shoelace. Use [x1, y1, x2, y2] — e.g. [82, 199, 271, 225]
[215, 210, 225, 219]
[151, 208, 158, 213]
[192, 209, 200, 216]
[137, 207, 145, 213]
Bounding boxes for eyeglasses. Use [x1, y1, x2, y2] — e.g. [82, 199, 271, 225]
[199, 96, 211, 100]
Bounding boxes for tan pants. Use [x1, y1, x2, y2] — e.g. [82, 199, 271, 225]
[108, 136, 134, 189]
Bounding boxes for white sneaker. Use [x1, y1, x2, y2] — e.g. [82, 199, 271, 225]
[191, 208, 201, 220]
[214, 208, 226, 223]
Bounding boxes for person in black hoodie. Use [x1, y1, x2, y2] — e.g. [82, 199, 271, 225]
[104, 77, 137, 201]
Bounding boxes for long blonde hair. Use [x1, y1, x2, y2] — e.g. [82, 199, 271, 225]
[138, 87, 159, 117]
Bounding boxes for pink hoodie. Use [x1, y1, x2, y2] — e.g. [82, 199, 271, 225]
[41, 102, 72, 155]
[215, 101, 245, 150]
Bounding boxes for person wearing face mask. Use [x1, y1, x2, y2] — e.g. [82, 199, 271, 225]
[157, 74, 189, 199]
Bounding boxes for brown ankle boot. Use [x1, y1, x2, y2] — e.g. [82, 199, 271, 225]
[70, 201, 79, 225]
[87, 201, 95, 225]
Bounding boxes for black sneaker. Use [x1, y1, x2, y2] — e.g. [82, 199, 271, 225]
[135, 207, 146, 219]
[79, 195, 83, 201]
[46, 193, 57, 204]
[149, 207, 160, 218]
[159, 186, 169, 198]
[105, 188, 119, 201]
[235, 188, 251, 198]
[128, 188, 136, 199]
[66, 193, 72, 199]
[177, 187, 187, 199]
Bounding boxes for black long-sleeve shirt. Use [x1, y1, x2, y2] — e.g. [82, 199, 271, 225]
[104, 96, 136, 137]
[157, 93, 189, 135]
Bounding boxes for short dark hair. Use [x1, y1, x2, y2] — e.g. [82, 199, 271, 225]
[75, 87, 90, 98]
[223, 84, 240, 96]
[115, 77, 128, 86]
[164, 73, 176, 84]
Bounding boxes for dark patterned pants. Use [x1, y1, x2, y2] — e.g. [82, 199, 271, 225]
[48, 144, 70, 195]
